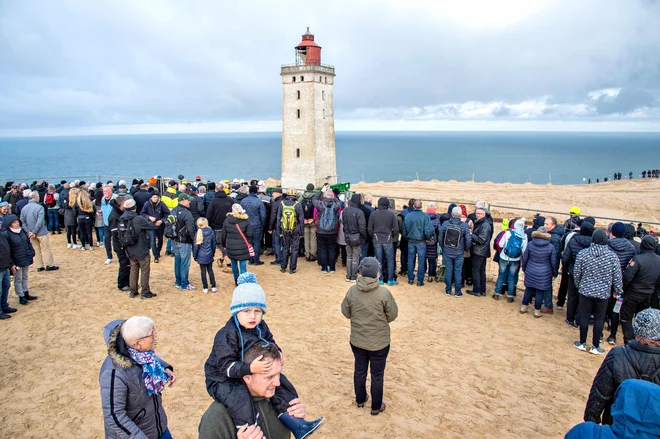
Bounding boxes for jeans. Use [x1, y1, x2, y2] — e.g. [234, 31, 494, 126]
[47, 209, 60, 231]
[172, 241, 192, 288]
[231, 259, 247, 284]
[361, 242, 368, 259]
[166, 238, 172, 254]
[444, 253, 464, 294]
[522, 287, 550, 310]
[250, 228, 263, 263]
[346, 244, 362, 280]
[351, 343, 390, 412]
[374, 242, 395, 282]
[104, 225, 113, 259]
[471, 255, 487, 294]
[426, 257, 437, 278]
[272, 231, 282, 264]
[149, 226, 165, 260]
[495, 259, 521, 297]
[317, 233, 338, 271]
[542, 290, 554, 309]
[96, 226, 104, 244]
[407, 243, 426, 283]
[578, 295, 608, 348]
[620, 292, 652, 345]
[199, 263, 216, 289]
[1, 269, 10, 310]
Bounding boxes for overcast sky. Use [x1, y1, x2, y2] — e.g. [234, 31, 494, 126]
[1, 0, 660, 135]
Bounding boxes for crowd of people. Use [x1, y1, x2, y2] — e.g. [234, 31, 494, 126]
[2, 175, 660, 438]
[587, 168, 660, 184]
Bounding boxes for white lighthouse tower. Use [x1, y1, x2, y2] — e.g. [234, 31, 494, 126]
[280, 28, 336, 189]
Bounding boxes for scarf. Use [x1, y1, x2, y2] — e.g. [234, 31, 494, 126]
[127, 347, 170, 395]
[636, 336, 660, 348]
[9, 226, 21, 234]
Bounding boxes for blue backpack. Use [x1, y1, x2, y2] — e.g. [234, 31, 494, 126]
[504, 232, 523, 258]
[318, 203, 338, 232]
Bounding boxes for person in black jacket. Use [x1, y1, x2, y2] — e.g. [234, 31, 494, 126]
[4, 214, 38, 305]
[188, 185, 206, 222]
[584, 308, 660, 425]
[220, 204, 254, 285]
[620, 236, 660, 344]
[562, 222, 594, 328]
[624, 223, 641, 255]
[204, 281, 323, 435]
[468, 208, 493, 297]
[141, 192, 169, 263]
[133, 183, 151, 216]
[120, 199, 155, 299]
[277, 188, 304, 274]
[606, 222, 638, 345]
[360, 195, 375, 258]
[368, 197, 399, 285]
[206, 183, 234, 262]
[268, 188, 284, 266]
[342, 194, 367, 282]
[170, 193, 196, 291]
[0, 229, 17, 318]
[108, 196, 131, 292]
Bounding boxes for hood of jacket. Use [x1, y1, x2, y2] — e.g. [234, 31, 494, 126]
[213, 190, 229, 200]
[349, 194, 361, 208]
[624, 223, 636, 240]
[201, 227, 214, 240]
[119, 210, 137, 221]
[514, 218, 526, 233]
[609, 237, 633, 252]
[531, 231, 551, 241]
[377, 197, 389, 210]
[302, 190, 315, 199]
[641, 235, 657, 252]
[104, 320, 133, 369]
[532, 216, 546, 229]
[110, 198, 123, 214]
[356, 275, 380, 292]
[611, 379, 660, 439]
[227, 212, 248, 221]
[549, 225, 565, 238]
[572, 234, 592, 248]
[588, 243, 609, 258]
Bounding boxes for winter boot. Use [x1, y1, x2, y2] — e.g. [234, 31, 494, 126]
[534, 309, 542, 318]
[519, 305, 528, 314]
[277, 413, 324, 439]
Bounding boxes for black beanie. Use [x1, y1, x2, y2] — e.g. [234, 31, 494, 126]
[592, 229, 608, 245]
[579, 222, 595, 236]
[132, 179, 139, 185]
[583, 216, 596, 226]
[612, 222, 626, 238]
[249, 185, 258, 194]
[641, 235, 658, 251]
[358, 257, 380, 279]
[306, 183, 315, 191]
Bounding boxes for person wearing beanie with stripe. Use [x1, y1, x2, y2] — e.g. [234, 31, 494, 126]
[341, 257, 398, 416]
[583, 308, 660, 426]
[493, 218, 527, 302]
[204, 282, 324, 438]
[573, 229, 623, 355]
[562, 221, 595, 328]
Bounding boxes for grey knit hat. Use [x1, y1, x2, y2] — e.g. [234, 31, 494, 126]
[358, 257, 380, 279]
[230, 283, 267, 315]
[633, 308, 660, 340]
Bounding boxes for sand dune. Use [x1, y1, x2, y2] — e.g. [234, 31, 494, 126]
[3, 178, 654, 438]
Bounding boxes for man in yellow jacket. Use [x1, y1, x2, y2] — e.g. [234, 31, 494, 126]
[161, 180, 179, 256]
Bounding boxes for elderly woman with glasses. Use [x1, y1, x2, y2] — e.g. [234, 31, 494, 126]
[100, 316, 176, 439]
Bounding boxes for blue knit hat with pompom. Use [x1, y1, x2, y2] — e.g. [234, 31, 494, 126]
[237, 272, 257, 285]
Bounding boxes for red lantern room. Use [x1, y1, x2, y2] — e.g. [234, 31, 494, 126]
[294, 27, 321, 66]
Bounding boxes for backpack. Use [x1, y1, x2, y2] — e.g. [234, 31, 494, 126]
[281, 202, 298, 233]
[301, 197, 314, 220]
[443, 223, 462, 249]
[118, 218, 139, 247]
[504, 232, 523, 258]
[164, 210, 180, 239]
[45, 193, 56, 208]
[318, 203, 338, 232]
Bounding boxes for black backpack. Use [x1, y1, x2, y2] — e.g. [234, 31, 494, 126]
[164, 210, 180, 239]
[443, 223, 462, 249]
[301, 197, 314, 220]
[118, 218, 139, 247]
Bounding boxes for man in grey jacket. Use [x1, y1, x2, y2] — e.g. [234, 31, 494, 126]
[20, 191, 58, 272]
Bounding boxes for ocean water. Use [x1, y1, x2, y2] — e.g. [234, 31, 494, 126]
[1, 131, 659, 185]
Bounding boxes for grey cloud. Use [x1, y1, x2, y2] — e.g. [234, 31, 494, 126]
[1, 0, 660, 131]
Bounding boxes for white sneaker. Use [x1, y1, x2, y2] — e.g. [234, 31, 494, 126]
[211, 287, 217, 293]
[90, 245, 94, 251]
[81, 247, 86, 251]
[590, 346, 605, 355]
[74, 244, 82, 248]
[97, 242, 103, 247]
[203, 288, 209, 293]
[104, 259, 112, 265]
[67, 244, 73, 249]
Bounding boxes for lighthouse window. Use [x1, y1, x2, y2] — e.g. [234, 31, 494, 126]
[319, 76, 322, 82]
[297, 90, 300, 99]
[324, 77, 327, 83]
[323, 109, 325, 119]
[322, 91, 325, 100]
[297, 109, 300, 118]
[296, 148, 300, 158]
[300, 76, 304, 81]
[292, 76, 296, 82]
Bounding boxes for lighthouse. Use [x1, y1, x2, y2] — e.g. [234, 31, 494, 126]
[280, 28, 337, 189]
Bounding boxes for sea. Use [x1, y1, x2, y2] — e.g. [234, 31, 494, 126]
[1, 131, 659, 186]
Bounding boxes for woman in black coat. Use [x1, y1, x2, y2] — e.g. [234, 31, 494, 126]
[220, 204, 253, 285]
[4, 214, 37, 305]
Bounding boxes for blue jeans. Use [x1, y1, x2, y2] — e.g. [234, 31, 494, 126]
[495, 259, 521, 297]
[1, 269, 10, 310]
[407, 243, 426, 283]
[47, 209, 59, 231]
[522, 287, 550, 310]
[231, 259, 247, 283]
[543, 290, 554, 309]
[166, 238, 172, 254]
[272, 231, 282, 264]
[250, 228, 263, 263]
[361, 242, 369, 259]
[444, 253, 464, 294]
[374, 242, 395, 282]
[104, 225, 113, 259]
[172, 241, 192, 288]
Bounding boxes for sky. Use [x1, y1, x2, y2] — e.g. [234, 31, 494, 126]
[1, 0, 660, 136]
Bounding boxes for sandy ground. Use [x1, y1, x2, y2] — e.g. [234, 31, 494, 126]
[3, 179, 658, 439]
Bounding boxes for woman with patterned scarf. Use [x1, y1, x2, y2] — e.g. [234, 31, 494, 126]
[583, 308, 660, 426]
[100, 316, 176, 439]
